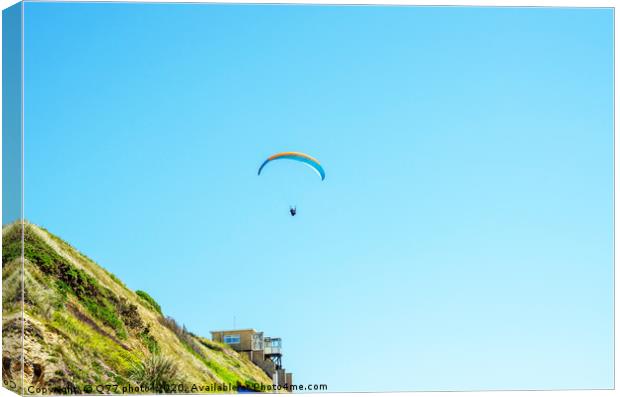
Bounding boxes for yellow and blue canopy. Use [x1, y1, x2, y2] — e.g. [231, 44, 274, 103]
[258, 151, 325, 180]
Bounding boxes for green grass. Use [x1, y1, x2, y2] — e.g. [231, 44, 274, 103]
[38, 225, 128, 289]
[198, 338, 225, 352]
[140, 327, 160, 354]
[2, 223, 23, 264]
[50, 312, 140, 374]
[105, 270, 126, 288]
[203, 359, 241, 386]
[135, 290, 162, 314]
[82, 297, 127, 339]
[160, 317, 253, 388]
[181, 338, 252, 388]
[20, 225, 130, 338]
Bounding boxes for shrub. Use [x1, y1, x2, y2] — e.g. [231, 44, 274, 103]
[2, 224, 22, 264]
[82, 297, 126, 339]
[135, 290, 162, 314]
[117, 298, 144, 330]
[129, 355, 181, 393]
[140, 325, 160, 354]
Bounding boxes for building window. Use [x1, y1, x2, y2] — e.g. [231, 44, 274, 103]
[224, 334, 241, 344]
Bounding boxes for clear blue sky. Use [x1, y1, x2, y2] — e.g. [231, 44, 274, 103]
[22, 3, 613, 391]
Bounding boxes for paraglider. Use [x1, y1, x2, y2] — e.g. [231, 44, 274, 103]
[258, 152, 325, 181]
[258, 151, 325, 216]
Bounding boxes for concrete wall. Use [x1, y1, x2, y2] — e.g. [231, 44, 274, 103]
[210, 329, 256, 352]
[276, 369, 286, 387]
[245, 351, 277, 377]
[249, 350, 265, 365]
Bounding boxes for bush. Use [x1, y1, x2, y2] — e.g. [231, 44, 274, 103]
[82, 297, 126, 339]
[130, 355, 181, 393]
[159, 316, 203, 357]
[118, 298, 144, 330]
[2, 223, 23, 264]
[140, 325, 160, 354]
[136, 290, 162, 314]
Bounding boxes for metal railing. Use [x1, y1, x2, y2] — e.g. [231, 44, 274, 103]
[264, 346, 281, 355]
[264, 338, 282, 355]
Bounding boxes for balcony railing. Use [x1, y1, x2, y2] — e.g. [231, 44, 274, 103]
[264, 346, 281, 355]
[264, 338, 282, 355]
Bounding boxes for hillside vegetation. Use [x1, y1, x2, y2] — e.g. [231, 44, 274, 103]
[2, 222, 272, 394]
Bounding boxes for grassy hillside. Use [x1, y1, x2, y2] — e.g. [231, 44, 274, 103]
[2, 221, 273, 394]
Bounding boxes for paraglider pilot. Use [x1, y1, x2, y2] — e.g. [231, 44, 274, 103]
[257, 151, 325, 218]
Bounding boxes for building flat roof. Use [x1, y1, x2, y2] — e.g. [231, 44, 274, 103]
[210, 329, 257, 333]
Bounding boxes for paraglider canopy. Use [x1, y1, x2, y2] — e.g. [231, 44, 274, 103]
[257, 151, 325, 180]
